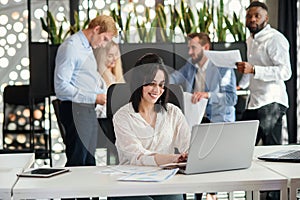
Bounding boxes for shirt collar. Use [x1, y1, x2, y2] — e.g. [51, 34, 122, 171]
[253, 24, 270, 39]
[196, 59, 209, 72]
[78, 30, 91, 49]
[128, 102, 165, 126]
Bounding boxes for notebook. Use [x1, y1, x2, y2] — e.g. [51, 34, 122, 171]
[258, 149, 300, 162]
[161, 120, 259, 174]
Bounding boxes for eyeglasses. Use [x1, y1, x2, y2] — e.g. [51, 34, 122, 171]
[144, 82, 165, 89]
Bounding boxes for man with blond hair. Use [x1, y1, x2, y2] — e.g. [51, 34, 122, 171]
[54, 15, 118, 166]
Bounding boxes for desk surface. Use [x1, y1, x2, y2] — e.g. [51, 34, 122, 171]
[0, 167, 23, 200]
[13, 162, 287, 200]
[254, 145, 300, 178]
[254, 145, 300, 200]
[0, 153, 34, 200]
[0, 153, 34, 169]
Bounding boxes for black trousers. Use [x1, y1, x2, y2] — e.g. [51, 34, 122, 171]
[242, 102, 287, 145]
[242, 102, 286, 200]
[59, 101, 98, 166]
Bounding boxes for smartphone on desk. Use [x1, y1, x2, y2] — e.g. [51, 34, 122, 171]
[17, 168, 70, 178]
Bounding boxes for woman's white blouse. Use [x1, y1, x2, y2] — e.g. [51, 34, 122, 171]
[113, 103, 191, 166]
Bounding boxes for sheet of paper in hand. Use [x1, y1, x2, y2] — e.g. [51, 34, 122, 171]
[204, 50, 242, 68]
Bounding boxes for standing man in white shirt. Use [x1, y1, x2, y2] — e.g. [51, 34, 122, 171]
[54, 15, 118, 167]
[236, 1, 292, 145]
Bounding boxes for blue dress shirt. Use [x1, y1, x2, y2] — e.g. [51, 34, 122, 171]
[54, 30, 106, 104]
[170, 59, 237, 122]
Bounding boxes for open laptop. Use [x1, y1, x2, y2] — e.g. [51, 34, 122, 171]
[166, 120, 259, 174]
[258, 149, 300, 162]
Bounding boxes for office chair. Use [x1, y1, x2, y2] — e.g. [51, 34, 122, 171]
[98, 83, 131, 145]
[167, 84, 185, 114]
[2, 85, 51, 165]
[2, 85, 32, 152]
[97, 83, 131, 165]
[106, 83, 132, 119]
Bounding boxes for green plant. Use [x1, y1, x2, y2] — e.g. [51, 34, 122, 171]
[197, 1, 213, 34]
[111, 5, 132, 42]
[215, 0, 227, 41]
[40, 11, 91, 44]
[111, 4, 123, 31]
[67, 11, 90, 35]
[179, 0, 197, 36]
[168, 4, 181, 41]
[135, 6, 157, 43]
[224, 12, 246, 42]
[156, 4, 169, 42]
[40, 11, 69, 45]
[156, 3, 183, 42]
[108, 0, 247, 43]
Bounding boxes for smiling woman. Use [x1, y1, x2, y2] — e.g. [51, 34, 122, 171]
[111, 53, 190, 200]
[139, 67, 166, 128]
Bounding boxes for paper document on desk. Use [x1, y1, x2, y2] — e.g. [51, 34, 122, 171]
[100, 165, 160, 175]
[117, 168, 179, 182]
[184, 92, 208, 129]
[204, 50, 242, 68]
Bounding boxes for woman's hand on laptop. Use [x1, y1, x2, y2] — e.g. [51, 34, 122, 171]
[154, 153, 188, 165]
[178, 152, 188, 162]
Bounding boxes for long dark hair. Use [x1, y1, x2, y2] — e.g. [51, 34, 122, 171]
[130, 53, 169, 113]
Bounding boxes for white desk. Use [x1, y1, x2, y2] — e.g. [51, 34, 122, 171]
[254, 145, 300, 200]
[13, 162, 287, 200]
[0, 153, 35, 169]
[0, 168, 23, 200]
[0, 153, 34, 200]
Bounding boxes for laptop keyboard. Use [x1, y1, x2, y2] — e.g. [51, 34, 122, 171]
[280, 150, 300, 159]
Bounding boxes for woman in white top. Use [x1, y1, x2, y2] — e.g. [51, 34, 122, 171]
[112, 53, 190, 200]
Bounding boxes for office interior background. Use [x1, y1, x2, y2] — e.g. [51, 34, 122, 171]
[0, 0, 299, 166]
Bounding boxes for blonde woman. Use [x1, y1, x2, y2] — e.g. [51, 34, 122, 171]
[94, 41, 125, 87]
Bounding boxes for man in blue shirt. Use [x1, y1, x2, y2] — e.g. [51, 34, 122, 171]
[170, 32, 237, 123]
[54, 15, 118, 166]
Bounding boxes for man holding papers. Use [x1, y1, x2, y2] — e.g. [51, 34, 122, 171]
[170, 32, 237, 123]
[236, 2, 291, 146]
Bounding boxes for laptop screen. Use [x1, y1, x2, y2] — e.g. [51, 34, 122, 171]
[184, 120, 259, 174]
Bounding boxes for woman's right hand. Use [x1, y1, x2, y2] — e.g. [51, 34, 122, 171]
[178, 152, 188, 162]
[154, 153, 188, 166]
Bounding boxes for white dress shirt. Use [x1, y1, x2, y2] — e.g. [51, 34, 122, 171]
[246, 24, 292, 109]
[113, 103, 191, 166]
[194, 61, 208, 92]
